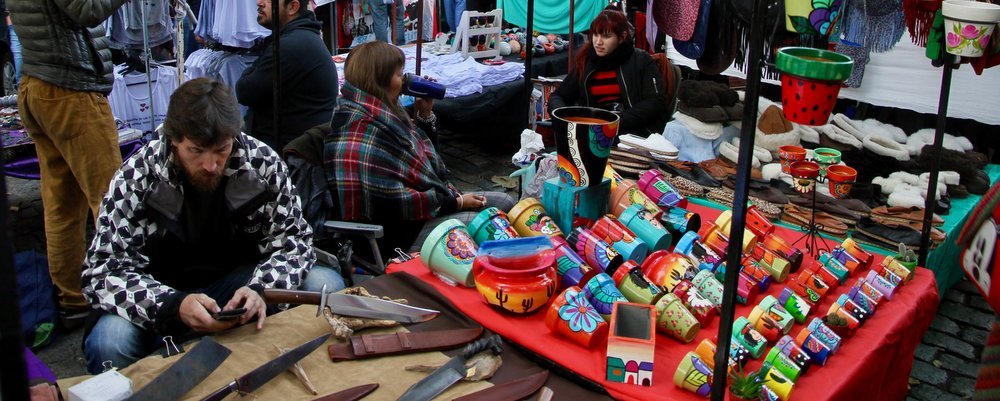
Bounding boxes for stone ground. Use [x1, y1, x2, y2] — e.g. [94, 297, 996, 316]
[5, 130, 990, 399]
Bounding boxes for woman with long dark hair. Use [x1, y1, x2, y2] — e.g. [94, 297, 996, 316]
[548, 9, 668, 137]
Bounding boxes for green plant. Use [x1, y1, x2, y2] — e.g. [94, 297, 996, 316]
[728, 367, 769, 400]
[897, 242, 916, 263]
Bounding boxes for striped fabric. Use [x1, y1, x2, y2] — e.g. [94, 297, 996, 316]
[976, 321, 1000, 400]
[588, 69, 622, 108]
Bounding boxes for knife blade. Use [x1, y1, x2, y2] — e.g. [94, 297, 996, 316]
[312, 383, 379, 401]
[125, 337, 232, 401]
[263, 288, 440, 323]
[200, 333, 330, 401]
[451, 370, 548, 401]
[397, 335, 504, 401]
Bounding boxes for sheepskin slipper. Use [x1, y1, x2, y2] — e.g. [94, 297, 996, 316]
[888, 171, 920, 185]
[797, 124, 821, 144]
[732, 137, 773, 163]
[888, 186, 926, 209]
[761, 163, 784, 182]
[905, 128, 975, 155]
[921, 171, 960, 186]
[674, 112, 724, 140]
[718, 141, 761, 168]
[863, 135, 911, 161]
[831, 114, 867, 142]
[817, 124, 863, 149]
[863, 119, 908, 143]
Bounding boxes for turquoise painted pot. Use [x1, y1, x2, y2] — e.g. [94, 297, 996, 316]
[419, 219, 478, 287]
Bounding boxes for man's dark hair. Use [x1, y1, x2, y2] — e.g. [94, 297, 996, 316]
[162, 78, 243, 146]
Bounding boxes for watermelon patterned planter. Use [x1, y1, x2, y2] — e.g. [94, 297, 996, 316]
[776, 47, 853, 126]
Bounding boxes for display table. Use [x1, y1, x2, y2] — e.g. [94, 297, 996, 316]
[389, 202, 939, 401]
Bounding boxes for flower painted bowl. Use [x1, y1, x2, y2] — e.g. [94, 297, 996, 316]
[942, 0, 1000, 57]
[473, 237, 558, 314]
[420, 219, 478, 287]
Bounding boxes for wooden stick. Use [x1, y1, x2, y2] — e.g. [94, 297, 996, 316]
[274, 344, 319, 395]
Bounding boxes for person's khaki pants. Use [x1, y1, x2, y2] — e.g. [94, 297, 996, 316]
[17, 75, 122, 309]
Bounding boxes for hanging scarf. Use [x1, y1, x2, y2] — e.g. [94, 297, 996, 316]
[592, 41, 635, 71]
[842, 0, 907, 53]
[903, 0, 941, 47]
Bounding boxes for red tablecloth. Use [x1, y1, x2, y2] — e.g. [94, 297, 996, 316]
[388, 203, 939, 401]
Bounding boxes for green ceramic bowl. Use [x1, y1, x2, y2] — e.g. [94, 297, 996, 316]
[776, 47, 854, 82]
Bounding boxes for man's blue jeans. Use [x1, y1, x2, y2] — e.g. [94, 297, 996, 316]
[442, 0, 466, 33]
[83, 266, 345, 374]
[368, 0, 406, 45]
[8, 24, 21, 85]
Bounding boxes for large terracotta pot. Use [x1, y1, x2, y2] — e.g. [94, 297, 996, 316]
[552, 107, 620, 187]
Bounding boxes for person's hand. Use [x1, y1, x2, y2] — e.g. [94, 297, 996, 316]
[223, 287, 268, 330]
[457, 193, 487, 211]
[178, 294, 238, 333]
[414, 97, 435, 119]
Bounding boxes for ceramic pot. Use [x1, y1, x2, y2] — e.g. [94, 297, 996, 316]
[467, 207, 520, 244]
[811, 147, 842, 179]
[566, 227, 624, 274]
[841, 238, 875, 271]
[675, 231, 725, 272]
[846, 284, 879, 315]
[546, 286, 608, 348]
[420, 219, 478, 287]
[826, 165, 857, 199]
[611, 260, 663, 305]
[764, 346, 803, 382]
[507, 197, 564, 238]
[673, 352, 713, 396]
[748, 305, 783, 343]
[941, 0, 1000, 57]
[864, 270, 898, 300]
[733, 316, 768, 358]
[794, 327, 832, 365]
[637, 169, 686, 208]
[582, 272, 629, 320]
[776, 47, 854, 125]
[610, 179, 662, 218]
[660, 207, 702, 239]
[654, 293, 701, 343]
[641, 250, 698, 292]
[836, 294, 870, 323]
[778, 145, 807, 174]
[550, 235, 598, 291]
[761, 367, 795, 401]
[879, 256, 915, 283]
[762, 234, 804, 272]
[672, 280, 718, 325]
[552, 107, 620, 187]
[617, 204, 673, 251]
[759, 295, 796, 333]
[789, 161, 820, 193]
[473, 237, 557, 314]
[692, 269, 725, 307]
[806, 317, 843, 352]
[775, 335, 813, 372]
[778, 288, 812, 324]
[817, 253, 850, 284]
[591, 215, 650, 263]
[851, 277, 886, 305]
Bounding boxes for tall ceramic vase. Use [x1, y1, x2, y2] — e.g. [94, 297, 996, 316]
[776, 47, 853, 126]
[552, 107, 620, 187]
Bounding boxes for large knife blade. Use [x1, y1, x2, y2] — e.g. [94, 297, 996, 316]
[263, 287, 440, 323]
[312, 383, 379, 401]
[397, 336, 504, 401]
[125, 337, 232, 401]
[451, 370, 549, 401]
[200, 333, 330, 401]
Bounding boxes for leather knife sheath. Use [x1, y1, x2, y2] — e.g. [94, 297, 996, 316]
[328, 327, 483, 361]
[451, 370, 549, 401]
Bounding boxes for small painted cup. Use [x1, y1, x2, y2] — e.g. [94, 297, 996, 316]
[778, 145, 807, 174]
[880, 256, 915, 283]
[419, 219, 479, 287]
[610, 179, 662, 218]
[841, 238, 875, 271]
[741, 260, 773, 292]
[751, 244, 791, 283]
[654, 293, 701, 343]
[807, 317, 843, 353]
[817, 252, 850, 284]
[762, 366, 794, 401]
[692, 269, 725, 307]
[826, 165, 857, 199]
[864, 270, 898, 300]
[789, 161, 820, 193]
[675, 231, 724, 272]
[831, 247, 862, 276]
[582, 272, 629, 320]
[778, 288, 812, 324]
[467, 207, 520, 244]
[748, 305, 783, 343]
[836, 294, 870, 323]
[733, 316, 769, 358]
[824, 302, 861, 337]
[672, 280, 718, 325]
[637, 169, 686, 209]
[507, 197, 564, 237]
[762, 234, 804, 273]
[591, 215, 650, 264]
[847, 284, 879, 315]
[546, 286, 608, 348]
[550, 235, 598, 291]
[759, 295, 795, 334]
[776, 335, 812, 372]
[673, 352, 714, 396]
[566, 227, 624, 274]
[617, 204, 673, 251]
[611, 260, 663, 305]
[812, 147, 842, 178]
[795, 327, 832, 366]
[659, 207, 702, 240]
[641, 250, 698, 292]
[764, 346, 803, 382]
[852, 277, 886, 305]
[737, 271, 761, 305]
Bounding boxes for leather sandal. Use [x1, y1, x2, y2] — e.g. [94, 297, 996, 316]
[869, 216, 946, 243]
[870, 206, 944, 226]
[789, 196, 862, 225]
[781, 204, 849, 236]
[665, 174, 706, 198]
[854, 217, 927, 250]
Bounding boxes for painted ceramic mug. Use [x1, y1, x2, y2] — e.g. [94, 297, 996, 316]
[811, 147, 842, 179]
[617, 204, 673, 251]
[789, 161, 820, 193]
[807, 317, 843, 352]
[566, 227, 624, 274]
[552, 106, 620, 187]
[609, 179, 662, 218]
[420, 219, 478, 287]
[591, 215, 650, 263]
[473, 237, 558, 314]
[611, 260, 663, 305]
[583, 272, 629, 320]
[546, 286, 608, 348]
[795, 327, 832, 365]
[778, 145, 807, 174]
[691, 269, 725, 307]
[761, 234, 804, 273]
[654, 293, 701, 343]
[759, 295, 795, 334]
[637, 169, 686, 209]
[764, 346, 803, 382]
[776, 335, 813, 372]
[467, 207, 520, 244]
[777, 288, 812, 324]
[733, 316, 769, 358]
[659, 207, 702, 240]
[673, 352, 714, 396]
[826, 164, 857, 199]
[864, 270, 898, 300]
[550, 235, 598, 291]
[641, 250, 698, 292]
[507, 197, 564, 238]
[672, 280, 718, 325]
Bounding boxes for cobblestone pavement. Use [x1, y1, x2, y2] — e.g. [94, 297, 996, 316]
[5, 130, 991, 399]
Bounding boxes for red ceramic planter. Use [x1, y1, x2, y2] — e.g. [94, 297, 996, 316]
[473, 237, 558, 314]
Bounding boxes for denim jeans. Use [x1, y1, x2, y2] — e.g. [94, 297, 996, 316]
[442, 0, 466, 33]
[368, 0, 406, 45]
[83, 265, 345, 373]
[8, 24, 21, 84]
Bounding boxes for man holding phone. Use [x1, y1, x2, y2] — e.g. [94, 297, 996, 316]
[80, 78, 345, 374]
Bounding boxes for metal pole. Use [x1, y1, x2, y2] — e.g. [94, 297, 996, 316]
[0, 151, 29, 401]
[140, 0, 155, 135]
[568, 0, 574, 66]
[416, 0, 423, 75]
[523, 0, 534, 96]
[710, 0, 769, 398]
[330, 1, 339, 53]
[272, 0, 282, 146]
[918, 56, 954, 267]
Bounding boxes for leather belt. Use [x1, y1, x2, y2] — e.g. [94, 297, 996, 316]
[327, 327, 483, 361]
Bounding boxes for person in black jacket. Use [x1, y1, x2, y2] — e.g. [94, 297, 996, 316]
[237, 0, 338, 150]
[548, 9, 667, 137]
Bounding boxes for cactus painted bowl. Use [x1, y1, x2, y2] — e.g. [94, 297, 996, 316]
[473, 237, 559, 314]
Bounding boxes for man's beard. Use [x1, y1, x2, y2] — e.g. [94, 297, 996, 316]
[186, 170, 223, 192]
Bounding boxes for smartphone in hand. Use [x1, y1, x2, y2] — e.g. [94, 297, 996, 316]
[211, 308, 247, 321]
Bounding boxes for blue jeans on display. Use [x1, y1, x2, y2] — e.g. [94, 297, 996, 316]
[369, 0, 406, 45]
[83, 265, 345, 374]
[8, 24, 22, 84]
[442, 0, 466, 33]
